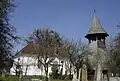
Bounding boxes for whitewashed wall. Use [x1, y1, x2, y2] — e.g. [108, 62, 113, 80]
[10, 55, 72, 76]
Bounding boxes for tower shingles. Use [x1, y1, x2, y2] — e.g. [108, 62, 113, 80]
[85, 14, 108, 39]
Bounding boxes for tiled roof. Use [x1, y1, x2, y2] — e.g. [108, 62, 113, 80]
[19, 42, 36, 55]
[19, 42, 69, 57]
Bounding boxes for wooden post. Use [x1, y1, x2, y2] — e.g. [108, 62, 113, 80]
[81, 64, 88, 81]
[96, 62, 102, 81]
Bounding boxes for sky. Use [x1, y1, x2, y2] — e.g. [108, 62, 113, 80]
[11, 0, 120, 50]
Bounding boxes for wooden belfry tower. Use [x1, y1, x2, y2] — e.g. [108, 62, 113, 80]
[85, 12, 109, 81]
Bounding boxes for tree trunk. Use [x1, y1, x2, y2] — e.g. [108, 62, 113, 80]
[77, 68, 79, 79]
[107, 72, 109, 81]
[80, 68, 82, 81]
[70, 64, 72, 80]
[25, 65, 28, 76]
[19, 71, 22, 81]
[78, 68, 81, 81]
[45, 66, 48, 81]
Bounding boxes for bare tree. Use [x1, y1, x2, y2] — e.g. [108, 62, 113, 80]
[64, 39, 90, 79]
[107, 27, 120, 76]
[29, 28, 64, 81]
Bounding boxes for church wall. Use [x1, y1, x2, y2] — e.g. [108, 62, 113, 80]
[10, 55, 72, 76]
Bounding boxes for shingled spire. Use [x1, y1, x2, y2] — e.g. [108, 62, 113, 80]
[85, 12, 109, 39]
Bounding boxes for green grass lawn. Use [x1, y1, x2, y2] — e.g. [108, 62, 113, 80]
[0, 75, 71, 81]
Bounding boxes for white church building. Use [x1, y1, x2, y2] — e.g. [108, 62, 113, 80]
[10, 41, 72, 76]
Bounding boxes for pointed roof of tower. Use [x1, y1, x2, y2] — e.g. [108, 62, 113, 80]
[85, 12, 108, 39]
